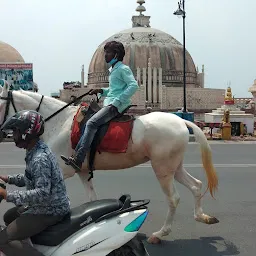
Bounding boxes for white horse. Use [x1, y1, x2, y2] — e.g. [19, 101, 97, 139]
[0, 82, 219, 244]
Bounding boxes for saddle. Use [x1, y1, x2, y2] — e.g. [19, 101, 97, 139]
[71, 98, 135, 173]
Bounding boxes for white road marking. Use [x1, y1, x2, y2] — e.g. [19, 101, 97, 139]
[135, 163, 256, 168]
[0, 164, 256, 169]
[0, 165, 25, 168]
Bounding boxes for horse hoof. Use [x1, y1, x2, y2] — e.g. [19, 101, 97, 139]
[206, 216, 219, 224]
[195, 214, 219, 225]
[147, 236, 161, 244]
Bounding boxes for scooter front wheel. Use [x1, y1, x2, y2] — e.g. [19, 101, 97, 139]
[107, 235, 149, 256]
[108, 245, 136, 256]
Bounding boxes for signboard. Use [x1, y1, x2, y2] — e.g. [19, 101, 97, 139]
[0, 63, 34, 90]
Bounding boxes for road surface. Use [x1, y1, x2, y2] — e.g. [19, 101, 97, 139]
[0, 142, 255, 256]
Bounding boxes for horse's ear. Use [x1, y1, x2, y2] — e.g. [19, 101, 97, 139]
[2, 80, 9, 93]
[0, 80, 9, 96]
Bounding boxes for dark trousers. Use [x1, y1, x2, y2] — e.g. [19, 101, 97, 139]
[75, 105, 119, 164]
[0, 206, 63, 256]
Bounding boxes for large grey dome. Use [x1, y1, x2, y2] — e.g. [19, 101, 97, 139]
[87, 2, 198, 88]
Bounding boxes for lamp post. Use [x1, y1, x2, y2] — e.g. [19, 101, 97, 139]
[174, 0, 186, 113]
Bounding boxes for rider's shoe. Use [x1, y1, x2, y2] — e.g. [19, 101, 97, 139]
[69, 157, 82, 172]
[61, 155, 82, 172]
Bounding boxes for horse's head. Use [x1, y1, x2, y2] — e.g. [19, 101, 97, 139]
[0, 81, 36, 124]
[0, 81, 49, 141]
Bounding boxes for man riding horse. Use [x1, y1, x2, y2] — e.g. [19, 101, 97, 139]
[64, 41, 139, 171]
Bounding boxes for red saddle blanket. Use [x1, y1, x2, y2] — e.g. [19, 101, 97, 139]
[70, 108, 133, 153]
[97, 120, 133, 153]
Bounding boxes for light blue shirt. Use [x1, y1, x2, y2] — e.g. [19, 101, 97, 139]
[100, 61, 139, 113]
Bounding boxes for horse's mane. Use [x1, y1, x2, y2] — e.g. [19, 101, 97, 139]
[19, 90, 67, 108]
[11, 90, 78, 118]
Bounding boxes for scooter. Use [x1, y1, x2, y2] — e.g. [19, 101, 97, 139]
[0, 179, 150, 256]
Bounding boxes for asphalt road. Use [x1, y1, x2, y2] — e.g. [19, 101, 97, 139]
[0, 142, 255, 256]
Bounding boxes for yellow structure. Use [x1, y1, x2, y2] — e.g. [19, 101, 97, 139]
[224, 86, 235, 104]
[221, 109, 232, 140]
[240, 122, 245, 135]
[225, 87, 232, 100]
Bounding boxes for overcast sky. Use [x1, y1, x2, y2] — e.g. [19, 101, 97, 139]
[1, 0, 255, 97]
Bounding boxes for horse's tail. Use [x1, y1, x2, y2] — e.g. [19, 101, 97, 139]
[184, 120, 218, 198]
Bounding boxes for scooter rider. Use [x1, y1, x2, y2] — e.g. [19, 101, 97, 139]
[0, 110, 70, 256]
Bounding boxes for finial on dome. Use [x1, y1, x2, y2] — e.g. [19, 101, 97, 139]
[132, 0, 151, 27]
[136, 0, 146, 16]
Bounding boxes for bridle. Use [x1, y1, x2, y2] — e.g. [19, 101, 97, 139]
[0, 89, 94, 127]
[0, 90, 44, 126]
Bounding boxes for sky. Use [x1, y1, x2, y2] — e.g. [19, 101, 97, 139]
[0, 0, 255, 97]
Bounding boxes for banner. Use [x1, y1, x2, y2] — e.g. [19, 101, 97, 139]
[0, 63, 34, 91]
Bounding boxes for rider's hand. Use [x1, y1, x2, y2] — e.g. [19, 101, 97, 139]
[109, 104, 118, 111]
[0, 187, 7, 200]
[0, 175, 8, 183]
[89, 89, 103, 95]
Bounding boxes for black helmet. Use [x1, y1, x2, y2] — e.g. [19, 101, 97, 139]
[1, 110, 44, 140]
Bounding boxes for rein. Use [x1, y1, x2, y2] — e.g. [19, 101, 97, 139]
[0, 89, 93, 126]
[44, 90, 93, 122]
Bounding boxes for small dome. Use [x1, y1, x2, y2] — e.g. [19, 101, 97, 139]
[0, 41, 25, 63]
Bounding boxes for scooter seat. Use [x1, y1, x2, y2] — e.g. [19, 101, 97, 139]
[31, 198, 122, 246]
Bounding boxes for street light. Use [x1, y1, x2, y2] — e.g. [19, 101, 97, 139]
[174, 0, 186, 113]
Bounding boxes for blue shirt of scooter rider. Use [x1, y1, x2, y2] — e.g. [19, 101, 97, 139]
[0, 110, 70, 216]
[0, 110, 70, 256]
[6, 140, 70, 216]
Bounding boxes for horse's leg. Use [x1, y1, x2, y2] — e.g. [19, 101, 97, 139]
[77, 172, 97, 202]
[175, 163, 219, 224]
[148, 164, 180, 244]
